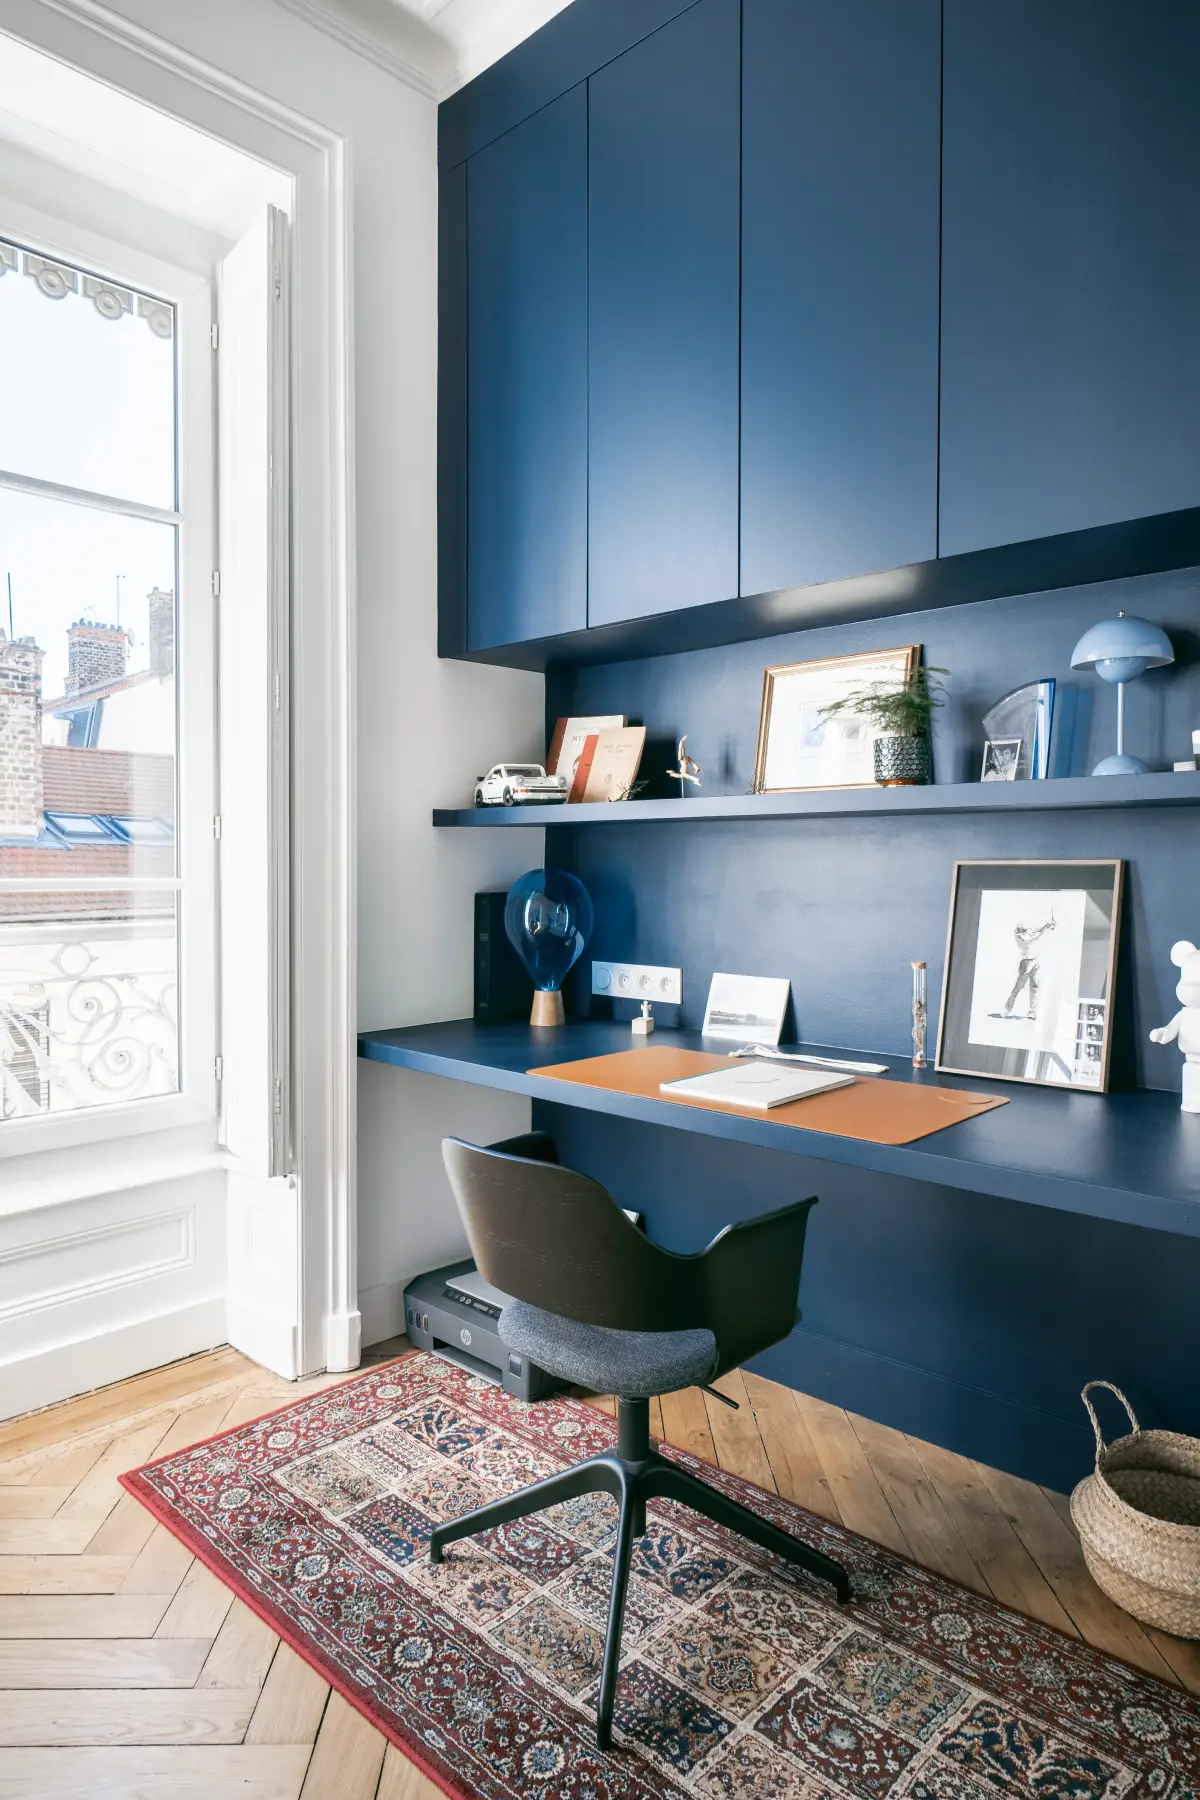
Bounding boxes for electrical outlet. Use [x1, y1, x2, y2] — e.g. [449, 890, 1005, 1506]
[591, 962, 682, 1005]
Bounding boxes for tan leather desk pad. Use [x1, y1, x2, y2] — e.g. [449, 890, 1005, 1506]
[527, 1047, 1008, 1145]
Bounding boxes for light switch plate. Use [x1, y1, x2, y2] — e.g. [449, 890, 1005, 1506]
[592, 961, 682, 1005]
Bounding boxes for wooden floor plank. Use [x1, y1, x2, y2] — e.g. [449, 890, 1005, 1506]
[116, 1523, 193, 1597]
[847, 1412, 989, 1594]
[56, 1420, 178, 1525]
[659, 1385, 716, 1466]
[0, 1745, 311, 1799]
[742, 1373, 842, 1522]
[0, 1488, 71, 1519]
[197, 1595, 281, 1690]
[0, 1554, 132, 1595]
[702, 1370, 777, 1491]
[299, 1690, 387, 1800]
[0, 1517, 109, 1556]
[0, 1594, 170, 1639]
[245, 1642, 330, 1747]
[791, 1393, 910, 1557]
[155, 1559, 236, 1641]
[0, 1349, 250, 1462]
[0, 1687, 260, 1746]
[375, 1743, 444, 1800]
[0, 1636, 210, 1688]
[904, 1435, 1080, 1634]
[85, 1493, 160, 1559]
[0, 1437, 112, 1492]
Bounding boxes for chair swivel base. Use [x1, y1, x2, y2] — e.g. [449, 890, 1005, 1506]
[428, 1397, 851, 1751]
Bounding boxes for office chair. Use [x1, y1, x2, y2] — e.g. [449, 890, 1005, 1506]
[433, 1130, 851, 1750]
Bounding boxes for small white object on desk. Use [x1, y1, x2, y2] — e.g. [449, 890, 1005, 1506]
[728, 1045, 890, 1075]
[632, 1000, 655, 1037]
[1149, 939, 1200, 1113]
[703, 972, 790, 1045]
[661, 1062, 854, 1110]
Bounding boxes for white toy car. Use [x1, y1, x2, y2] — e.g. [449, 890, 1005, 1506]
[473, 764, 568, 808]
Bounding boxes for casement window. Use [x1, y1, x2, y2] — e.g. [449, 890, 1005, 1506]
[0, 216, 217, 1151]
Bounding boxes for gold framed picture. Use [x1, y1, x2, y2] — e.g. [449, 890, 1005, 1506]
[753, 645, 919, 793]
[935, 860, 1124, 1092]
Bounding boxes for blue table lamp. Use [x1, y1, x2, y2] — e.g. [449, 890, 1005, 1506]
[1070, 612, 1174, 776]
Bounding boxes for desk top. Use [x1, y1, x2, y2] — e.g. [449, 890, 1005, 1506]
[358, 1019, 1200, 1239]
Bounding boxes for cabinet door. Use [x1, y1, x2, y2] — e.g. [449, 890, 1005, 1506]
[437, 164, 468, 656]
[467, 88, 588, 650]
[740, 0, 940, 598]
[941, 0, 1200, 557]
[588, 0, 740, 628]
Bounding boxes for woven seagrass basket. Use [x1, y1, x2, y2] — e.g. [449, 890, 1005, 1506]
[1070, 1381, 1200, 1639]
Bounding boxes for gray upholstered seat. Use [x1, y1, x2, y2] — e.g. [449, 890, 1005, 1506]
[500, 1299, 718, 1399]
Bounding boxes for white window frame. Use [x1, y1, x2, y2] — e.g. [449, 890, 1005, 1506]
[0, 193, 218, 1159]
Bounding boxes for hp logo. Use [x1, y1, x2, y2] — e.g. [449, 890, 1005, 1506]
[460, 1327, 472, 1347]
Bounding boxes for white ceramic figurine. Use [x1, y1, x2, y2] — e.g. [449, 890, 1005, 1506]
[1149, 940, 1200, 1113]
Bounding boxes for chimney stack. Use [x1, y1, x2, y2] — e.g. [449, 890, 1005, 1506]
[67, 619, 128, 693]
[0, 633, 44, 839]
[147, 588, 175, 679]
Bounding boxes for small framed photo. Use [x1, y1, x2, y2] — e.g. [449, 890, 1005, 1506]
[753, 646, 919, 793]
[936, 861, 1123, 1091]
[981, 738, 1022, 782]
[702, 973, 791, 1046]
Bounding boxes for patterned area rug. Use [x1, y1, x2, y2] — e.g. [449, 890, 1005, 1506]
[122, 1352, 1199, 1800]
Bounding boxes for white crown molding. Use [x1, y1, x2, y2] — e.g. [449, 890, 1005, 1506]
[269, 0, 573, 101]
[269, 0, 454, 98]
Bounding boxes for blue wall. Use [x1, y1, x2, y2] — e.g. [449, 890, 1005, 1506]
[548, 565, 1200, 1092]
[536, 567, 1200, 1486]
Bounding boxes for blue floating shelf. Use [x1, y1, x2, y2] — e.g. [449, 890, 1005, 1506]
[433, 770, 1200, 827]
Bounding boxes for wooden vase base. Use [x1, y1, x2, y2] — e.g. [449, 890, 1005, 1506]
[530, 990, 566, 1028]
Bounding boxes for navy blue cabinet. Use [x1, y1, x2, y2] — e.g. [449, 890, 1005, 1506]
[940, 0, 1200, 557]
[587, 0, 741, 628]
[466, 88, 588, 651]
[740, 0, 940, 598]
[437, 165, 468, 656]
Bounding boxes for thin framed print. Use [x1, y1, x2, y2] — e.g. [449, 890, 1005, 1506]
[753, 646, 919, 793]
[936, 860, 1124, 1091]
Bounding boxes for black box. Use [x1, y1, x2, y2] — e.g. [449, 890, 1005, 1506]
[474, 891, 533, 1022]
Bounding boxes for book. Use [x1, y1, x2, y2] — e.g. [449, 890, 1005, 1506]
[568, 734, 600, 802]
[548, 715, 626, 782]
[660, 1062, 854, 1110]
[580, 725, 648, 802]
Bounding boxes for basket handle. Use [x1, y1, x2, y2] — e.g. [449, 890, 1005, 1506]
[1081, 1380, 1140, 1465]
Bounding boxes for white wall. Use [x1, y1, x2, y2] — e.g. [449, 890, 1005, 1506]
[2, 0, 546, 1389]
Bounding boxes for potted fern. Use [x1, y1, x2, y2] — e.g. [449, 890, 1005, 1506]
[822, 665, 948, 786]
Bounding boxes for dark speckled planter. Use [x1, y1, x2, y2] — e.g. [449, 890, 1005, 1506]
[874, 734, 932, 785]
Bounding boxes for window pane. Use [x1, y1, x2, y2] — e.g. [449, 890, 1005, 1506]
[0, 488, 177, 879]
[0, 894, 179, 1118]
[0, 237, 175, 509]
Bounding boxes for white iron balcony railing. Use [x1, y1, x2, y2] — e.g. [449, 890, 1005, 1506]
[0, 912, 178, 1119]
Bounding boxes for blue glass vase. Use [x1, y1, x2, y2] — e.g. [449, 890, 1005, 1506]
[505, 869, 594, 1026]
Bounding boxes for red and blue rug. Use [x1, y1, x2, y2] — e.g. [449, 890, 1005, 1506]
[122, 1352, 1199, 1799]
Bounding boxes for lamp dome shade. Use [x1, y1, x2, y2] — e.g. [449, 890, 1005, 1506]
[1070, 615, 1174, 685]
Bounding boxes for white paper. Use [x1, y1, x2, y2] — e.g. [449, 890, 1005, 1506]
[661, 1063, 853, 1110]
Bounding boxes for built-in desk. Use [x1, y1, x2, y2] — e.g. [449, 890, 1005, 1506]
[359, 1019, 1198, 1240]
[359, 1019, 1200, 1491]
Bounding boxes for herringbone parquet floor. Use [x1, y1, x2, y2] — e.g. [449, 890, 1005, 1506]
[0, 1344, 1195, 1798]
